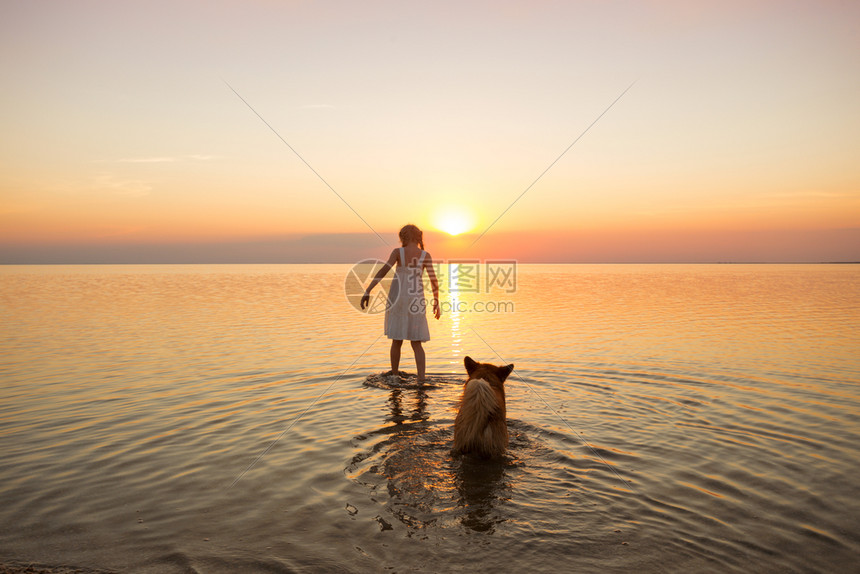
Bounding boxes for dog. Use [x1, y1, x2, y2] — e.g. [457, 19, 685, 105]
[453, 356, 514, 458]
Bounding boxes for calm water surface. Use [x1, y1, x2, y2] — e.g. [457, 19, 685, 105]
[1, 264, 858, 573]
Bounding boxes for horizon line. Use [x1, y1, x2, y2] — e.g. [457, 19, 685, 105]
[2, 261, 858, 266]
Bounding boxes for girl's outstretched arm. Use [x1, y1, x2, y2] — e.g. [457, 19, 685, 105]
[424, 253, 441, 320]
[360, 248, 399, 310]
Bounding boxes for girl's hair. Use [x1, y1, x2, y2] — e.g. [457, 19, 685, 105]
[399, 224, 425, 250]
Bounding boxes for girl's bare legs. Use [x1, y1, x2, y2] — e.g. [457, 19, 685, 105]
[389, 340, 403, 374]
[411, 340, 425, 381]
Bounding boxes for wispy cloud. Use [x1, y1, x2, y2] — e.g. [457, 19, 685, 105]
[93, 173, 151, 198]
[101, 154, 217, 164]
[756, 190, 852, 201]
[116, 156, 177, 163]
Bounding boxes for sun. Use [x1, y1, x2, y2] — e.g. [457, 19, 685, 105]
[434, 206, 475, 236]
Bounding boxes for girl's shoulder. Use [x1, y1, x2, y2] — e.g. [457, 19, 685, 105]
[386, 247, 402, 264]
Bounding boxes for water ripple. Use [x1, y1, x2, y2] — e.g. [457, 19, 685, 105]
[1, 264, 858, 573]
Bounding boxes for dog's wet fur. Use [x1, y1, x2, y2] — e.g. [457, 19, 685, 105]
[453, 356, 514, 458]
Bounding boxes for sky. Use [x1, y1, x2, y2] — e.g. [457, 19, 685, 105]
[1, 0, 858, 263]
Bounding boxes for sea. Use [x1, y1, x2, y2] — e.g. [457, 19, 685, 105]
[0, 264, 858, 573]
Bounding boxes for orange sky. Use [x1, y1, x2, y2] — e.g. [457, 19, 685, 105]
[1, 0, 858, 262]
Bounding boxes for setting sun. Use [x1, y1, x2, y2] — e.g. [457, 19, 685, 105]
[433, 206, 475, 236]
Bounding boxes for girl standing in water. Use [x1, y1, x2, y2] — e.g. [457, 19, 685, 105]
[361, 224, 441, 381]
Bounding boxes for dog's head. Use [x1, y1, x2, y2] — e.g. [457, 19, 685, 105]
[464, 356, 514, 384]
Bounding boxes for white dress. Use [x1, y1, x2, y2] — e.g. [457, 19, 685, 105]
[384, 248, 431, 342]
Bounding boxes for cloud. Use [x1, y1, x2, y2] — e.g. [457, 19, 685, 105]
[93, 173, 152, 198]
[108, 154, 216, 163]
[116, 156, 177, 163]
[756, 190, 851, 201]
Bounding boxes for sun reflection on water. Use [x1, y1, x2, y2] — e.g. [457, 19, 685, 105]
[447, 263, 463, 374]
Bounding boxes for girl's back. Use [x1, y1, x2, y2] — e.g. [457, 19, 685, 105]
[397, 244, 426, 268]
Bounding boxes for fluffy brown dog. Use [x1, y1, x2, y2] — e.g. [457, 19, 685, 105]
[453, 356, 514, 458]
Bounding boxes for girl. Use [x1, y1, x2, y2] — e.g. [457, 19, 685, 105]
[361, 224, 441, 381]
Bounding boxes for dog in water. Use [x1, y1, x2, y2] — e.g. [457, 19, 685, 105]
[453, 356, 514, 458]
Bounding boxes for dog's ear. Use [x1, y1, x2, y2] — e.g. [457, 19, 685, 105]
[496, 363, 514, 382]
[464, 356, 479, 376]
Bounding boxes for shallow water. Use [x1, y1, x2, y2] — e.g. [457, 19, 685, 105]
[1, 264, 858, 573]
